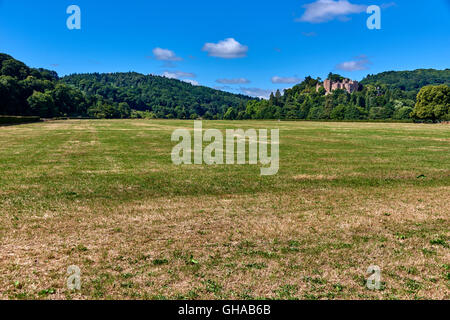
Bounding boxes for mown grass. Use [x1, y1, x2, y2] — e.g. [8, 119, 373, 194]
[0, 119, 448, 300]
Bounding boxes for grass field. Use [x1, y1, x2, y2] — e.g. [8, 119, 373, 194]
[0, 119, 448, 300]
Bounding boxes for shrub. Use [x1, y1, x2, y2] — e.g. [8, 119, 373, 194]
[393, 106, 413, 120]
[0, 115, 40, 125]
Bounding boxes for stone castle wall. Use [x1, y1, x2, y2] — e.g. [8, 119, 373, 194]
[317, 78, 359, 95]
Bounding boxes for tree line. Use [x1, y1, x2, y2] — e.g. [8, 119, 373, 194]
[1, 53, 449, 121]
[0, 53, 252, 119]
[233, 72, 449, 122]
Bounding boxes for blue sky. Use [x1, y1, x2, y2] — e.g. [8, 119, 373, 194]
[0, 0, 449, 98]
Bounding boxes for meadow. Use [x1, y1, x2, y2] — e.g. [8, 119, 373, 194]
[0, 119, 448, 300]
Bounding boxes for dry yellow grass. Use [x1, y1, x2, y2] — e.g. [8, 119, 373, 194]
[0, 120, 448, 300]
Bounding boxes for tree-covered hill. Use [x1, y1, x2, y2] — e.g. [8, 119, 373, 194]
[1, 52, 448, 121]
[61, 72, 253, 119]
[361, 69, 450, 92]
[0, 53, 252, 119]
[240, 71, 449, 122]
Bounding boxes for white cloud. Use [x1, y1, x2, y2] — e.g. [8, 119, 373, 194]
[202, 38, 248, 59]
[214, 85, 233, 91]
[381, 2, 396, 9]
[336, 55, 371, 71]
[162, 71, 196, 79]
[216, 78, 250, 84]
[153, 48, 182, 61]
[240, 87, 273, 99]
[271, 76, 302, 84]
[183, 79, 199, 86]
[298, 0, 367, 23]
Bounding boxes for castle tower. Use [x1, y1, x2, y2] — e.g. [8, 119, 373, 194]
[324, 79, 331, 93]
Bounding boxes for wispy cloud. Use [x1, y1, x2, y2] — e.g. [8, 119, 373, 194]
[216, 78, 250, 84]
[214, 85, 233, 91]
[271, 76, 302, 84]
[240, 87, 273, 99]
[336, 55, 371, 71]
[202, 38, 248, 59]
[162, 71, 196, 79]
[183, 79, 199, 86]
[153, 48, 182, 61]
[381, 2, 397, 9]
[297, 0, 367, 23]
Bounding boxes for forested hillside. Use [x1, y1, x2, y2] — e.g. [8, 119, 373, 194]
[1, 53, 448, 121]
[61, 73, 252, 119]
[0, 53, 125, 118]
[0, 53, 252, 119]
[361, 69, 450, 92]
[239, 71, 449, 121]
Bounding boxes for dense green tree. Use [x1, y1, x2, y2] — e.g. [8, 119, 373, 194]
[393, 107, 413, 120]
[330, 104, 346, 120]
[117, 102, 131, 118]
[1, 59, 30, 80]
[51, 84, 88, 116]
[223, 107, 236, 120]
[0, 75, 22, 115]
[369, 107, 389, 120]
[88, 102, 124, 119]
[344, 105, 367, 120]
[27, 91, 56, 117]
[327, 73, 345, 82]
[203, 111, 213, 120]
[307, 106, 324, 120]
[412, 85, 450, 121]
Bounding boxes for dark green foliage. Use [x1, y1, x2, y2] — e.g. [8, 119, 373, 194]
[361, 69, 450, 92]
[329, 104, 367, 120]
[0, 53, 89, 117]
[1, 57, 30, 80]
[330, 104, 346, 120]
[393, 106, 413, 120]
[1, 52, 449, 121]
[327, 72, 345, 82]
[0, 115, 40, 125]
[27, 91, 56, 117]
[86, 101, 132, 119]
[223, 107, 236, 120]
[244, 71, 450, 121]
[61, 72, 253, 119]
[0, 53, 252, 119]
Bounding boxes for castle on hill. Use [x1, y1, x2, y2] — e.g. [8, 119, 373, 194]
[316, 77, 360, 95]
